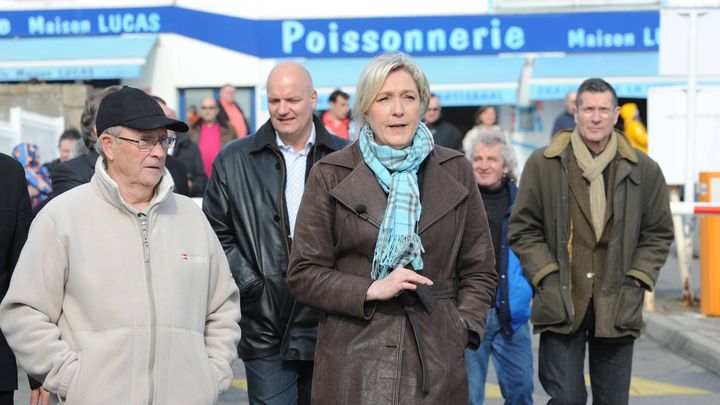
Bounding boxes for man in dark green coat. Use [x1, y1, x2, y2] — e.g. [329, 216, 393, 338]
[509, 78, 673, 405]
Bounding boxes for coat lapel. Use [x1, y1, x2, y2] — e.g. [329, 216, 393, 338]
[328, 162, 387, 229]
[417, 154, 468, 234]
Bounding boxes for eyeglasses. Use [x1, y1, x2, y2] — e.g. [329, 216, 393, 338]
[112, 135, 176, 151]
[201, 106, 217, 110]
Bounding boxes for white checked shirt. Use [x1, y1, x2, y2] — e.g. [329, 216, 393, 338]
[276, 125, 316, 238]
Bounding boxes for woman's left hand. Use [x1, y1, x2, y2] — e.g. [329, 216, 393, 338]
[365, 267, 433, 302]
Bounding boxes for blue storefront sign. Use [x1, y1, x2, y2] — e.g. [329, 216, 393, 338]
[0, 7, 660, 58]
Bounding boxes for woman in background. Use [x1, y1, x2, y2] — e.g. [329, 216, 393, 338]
[463, 105, 508, 153]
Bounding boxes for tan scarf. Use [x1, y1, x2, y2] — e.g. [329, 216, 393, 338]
[571, 129, 617, 240]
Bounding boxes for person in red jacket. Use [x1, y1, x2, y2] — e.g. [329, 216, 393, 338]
[322, 89, 351, 139]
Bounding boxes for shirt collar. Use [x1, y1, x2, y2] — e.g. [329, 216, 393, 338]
[275, 123, 316, 155]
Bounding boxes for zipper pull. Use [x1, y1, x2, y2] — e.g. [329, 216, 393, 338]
[139, 214, 150, 263]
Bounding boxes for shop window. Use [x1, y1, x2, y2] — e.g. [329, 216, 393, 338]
[179, 87, 254, 133]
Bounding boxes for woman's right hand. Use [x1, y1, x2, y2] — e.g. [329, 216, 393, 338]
[365, 267, 433, 301]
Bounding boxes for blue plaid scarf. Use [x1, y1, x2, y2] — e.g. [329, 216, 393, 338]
[359, 122, 435, 280]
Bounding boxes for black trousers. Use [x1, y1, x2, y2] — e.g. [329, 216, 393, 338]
[538, 305, 635, 405]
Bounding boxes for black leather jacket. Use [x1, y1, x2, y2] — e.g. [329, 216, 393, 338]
[203, 116, 348, 360]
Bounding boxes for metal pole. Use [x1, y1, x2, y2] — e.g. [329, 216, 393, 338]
[672, 10, 701, 307]
[684, 10, 697, 204]
[671, 187, 695, 306]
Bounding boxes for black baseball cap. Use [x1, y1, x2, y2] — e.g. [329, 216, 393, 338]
[95, 86, 189, 136]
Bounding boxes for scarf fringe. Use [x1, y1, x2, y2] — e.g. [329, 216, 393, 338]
[360, 122, 433, 281]
[371, 233, 425, 280]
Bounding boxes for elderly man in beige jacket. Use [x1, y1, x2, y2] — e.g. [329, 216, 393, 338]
[0, 86, 241, 405]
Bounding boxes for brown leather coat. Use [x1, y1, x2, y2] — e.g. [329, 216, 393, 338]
[287, 143, 497, 404]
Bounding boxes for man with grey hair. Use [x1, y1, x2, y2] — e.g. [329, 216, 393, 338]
[464, 132, 533, 405]
[203, 62, 348, 404]
[0, 86, 241, 404]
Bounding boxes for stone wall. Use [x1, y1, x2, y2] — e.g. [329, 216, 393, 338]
[0, 83, 90, 131]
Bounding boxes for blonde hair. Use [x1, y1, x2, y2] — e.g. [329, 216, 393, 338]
[352, 53, 431, 130]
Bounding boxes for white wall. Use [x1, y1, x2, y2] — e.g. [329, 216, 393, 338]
[124, 33, 262, 112]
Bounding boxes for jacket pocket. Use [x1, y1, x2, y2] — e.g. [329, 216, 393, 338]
[63, 353, 82, 403]
[614, 283, 645, 330]
[206, 362, 220, 403]
[530, 272, 567, 326]
[447, 303, 468, 348]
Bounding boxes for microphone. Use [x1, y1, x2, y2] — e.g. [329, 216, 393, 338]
[355, 204, 367, 214]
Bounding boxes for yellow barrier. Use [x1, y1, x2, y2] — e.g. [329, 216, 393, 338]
[700, 172, 720, 316]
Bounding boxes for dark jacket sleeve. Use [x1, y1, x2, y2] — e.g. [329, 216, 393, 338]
[508, 151, 559, 287]
[551, 113, 573, 138]
[626, 159, 674, 290]
[165, 156, 189, 196]
[188, 143, 208, 197]
[7, 160, 32, 280]
[1, 158, 32, 390]
[50, 161, 85, 198]
[452, 157, 498, 348]
[286, 164, 376, 320]
[202, 151, 264, 301]
[449, 125, 464, 152]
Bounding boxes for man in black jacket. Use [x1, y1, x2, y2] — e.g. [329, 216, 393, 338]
[203, 62, 348, 405]
[0, 153, 32, 405]
[42, 128, 81, 174]
[424, 94, 463, 151]
[155, 97, 206, 196]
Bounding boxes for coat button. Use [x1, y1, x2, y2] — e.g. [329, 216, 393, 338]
[273, 215, 280, 222]
[586, 272, 594, 278]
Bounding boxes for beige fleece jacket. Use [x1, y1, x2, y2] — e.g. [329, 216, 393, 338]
[0, 158, 241, 404]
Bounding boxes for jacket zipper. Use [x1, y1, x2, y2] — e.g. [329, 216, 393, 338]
[139, 213, 157, 405]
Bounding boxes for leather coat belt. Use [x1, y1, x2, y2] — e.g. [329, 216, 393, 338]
[395, 279, 456, 395]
